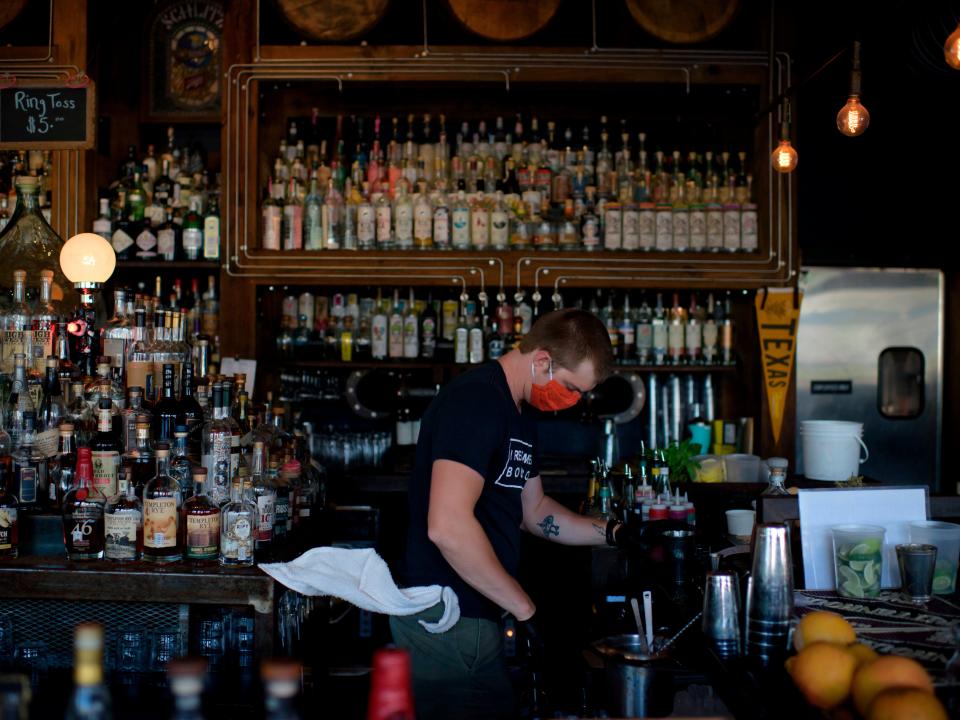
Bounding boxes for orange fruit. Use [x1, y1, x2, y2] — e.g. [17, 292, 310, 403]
[852, 656, 935, 715]
[787, 641, 858, 710]
[846, 642, 880, 667]
[794, 611, 857, 651]
[866, 687, 948, 720]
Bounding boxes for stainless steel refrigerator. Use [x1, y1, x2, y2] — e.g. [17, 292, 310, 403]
[795, 268, 943, 489]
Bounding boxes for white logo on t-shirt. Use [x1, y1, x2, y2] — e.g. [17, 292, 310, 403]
[495, 438, 534, 489]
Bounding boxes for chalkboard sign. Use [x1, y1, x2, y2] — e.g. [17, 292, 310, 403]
[0, 79, 96, 149]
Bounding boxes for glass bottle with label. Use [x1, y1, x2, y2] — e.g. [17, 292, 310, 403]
[2, 270, 33, 378]
[122, 416, 155, 498]
[142, 443, 182, 563]
[387, 291, 404, 360]
[220, 475, 255, 567]
[92, 198, 112, 241]
[203, 195, 221, 261]
[125, 308, 154, 398]
[169, 426, 194, 497]
[652, 293, 668, 366]
[181, 198, 203, 261]
[39, 356, 67, 432]
[393, 182, 414, 250]
[402, 289, 419, 360]
[432, 192, 450, 249]
[178, 361, 204, 458]
[202, 382, 232, 506]
[0, 457, 19, 558]
[31, 270, 59, 373]
[65, 623, 111, 720]
[152, 363, 179, 446]
[303, 176, 323, 251]
[451, 191, 470, 250]
[702, 294, 719, 366]
[371, 294, 388, 360]
[48, 423, 76, 509]
[249, 441, 276, 559]
[90, 398, 121, 500]
[62, 447, 106, 560]
[182, 466, 220, 562]
[120, 386, 150, 454]
[104, 463, 143, 562]
[419, 299, 437, 360]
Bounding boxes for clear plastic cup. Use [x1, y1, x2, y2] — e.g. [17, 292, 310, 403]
[832, 524, 886, 598]
[909, 521, 960, 594]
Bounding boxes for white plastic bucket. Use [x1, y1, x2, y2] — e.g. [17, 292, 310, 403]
[801, 420, 869, 481]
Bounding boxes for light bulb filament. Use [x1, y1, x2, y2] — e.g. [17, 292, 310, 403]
[777, 150, 792, 168]
[846, 109, 860, 133]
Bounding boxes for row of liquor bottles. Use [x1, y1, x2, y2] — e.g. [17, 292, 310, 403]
[0, 149, 55, 229]
[95, 128, 220, 261]
[262, 113, 758, 253]
[276, 288, 737, 367]
[0, 361, 322, 568]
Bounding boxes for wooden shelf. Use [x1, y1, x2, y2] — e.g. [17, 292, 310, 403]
[278, 358, 737, 373]
[114, 260, 222, 270]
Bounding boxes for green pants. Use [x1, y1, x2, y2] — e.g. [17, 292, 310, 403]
[389, 604, 516, 720]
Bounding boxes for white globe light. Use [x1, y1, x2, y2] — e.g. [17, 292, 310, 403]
[60, 232, 116, 284]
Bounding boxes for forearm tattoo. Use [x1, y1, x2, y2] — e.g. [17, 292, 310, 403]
[537, 515, 560, 537]
[592, 523, 605, 538]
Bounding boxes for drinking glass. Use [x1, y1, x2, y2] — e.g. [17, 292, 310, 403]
[832, 524, 886, 598]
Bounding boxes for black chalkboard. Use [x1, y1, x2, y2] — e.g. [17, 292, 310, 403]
[0, 80, 95, 149]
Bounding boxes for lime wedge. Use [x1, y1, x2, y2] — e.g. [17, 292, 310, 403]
[863, 561, 879, 587]
[848, 560, 868, 572]
[841, 579, 865, 598]
[933, 575, 953, 592]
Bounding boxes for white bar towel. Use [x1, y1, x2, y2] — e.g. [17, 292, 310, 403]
[259, 546, 460, 634]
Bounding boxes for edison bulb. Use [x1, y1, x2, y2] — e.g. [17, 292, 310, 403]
[836, 95, 870, 137]
[771, 139, 798, 173]
[60, 232, 117, 284]
[946, 24, 960, 69]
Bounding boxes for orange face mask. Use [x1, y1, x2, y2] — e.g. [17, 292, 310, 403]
[529, 361, 581, 412]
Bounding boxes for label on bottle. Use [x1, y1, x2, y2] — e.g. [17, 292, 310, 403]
[603, 207, 622, 250]
[283, 204, 302, 251]
[1, 330, 29, 374]
[105, 511, 140, 560]
[470, 209, 489, 248]
[686, 321, 702, 358]
[305, 203, 323, 250]
[182, 227, 203, 258]
[203, 216, 221, 259]
[403, 315, 419, 358]
[702, 322, 719, 363]
[414, 202, 432, 244]
[370, 315, 388, 359]
[144, 496, 177, 549]
[621, 207, 640, 250]
[0, 507, 16, 551]
[706, 205, 724, 250]
[740, 206, 758, 252]
[441, 301, 458, 341]
[394, 203, 413, 246]
[125, 360, 154, 397]
[262, 205, 281, 250]
[17, 467, 37, 504]
[92, 451, 119, 499]
[672, 209, 690, 250]
[375, 204, 392, 246]
[256, 494, 275, 542]
[357, 205, 375, 248]
[158, 228, 176, 259]
[433, 206, 450, 248]
[186, 512, 220, 559]
[451, 207, 470, 248]
[274, 493, 290, 538]
[388, 314, 404, 358]
[635, 323, 653, 357]
[203, 432, 232, 505]
[652, 322, 668, 359]
[638, 207, 656, 251]
[454, 327, 469, 364]
[33, 328, 54, 372]
[66, 504, 102, 553]
[222, 510, 253, 562]
[723, 207, 741, 251]
[668, 322, 685, 359]
[469, 327, 484, 364]
[136, 227, 158, 258]
[655, 208, 673, 251]
[111, 227, 135, 253]
[93, 217, 112, 241]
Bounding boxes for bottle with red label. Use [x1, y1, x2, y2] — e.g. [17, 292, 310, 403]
[62, 447, 106, 560]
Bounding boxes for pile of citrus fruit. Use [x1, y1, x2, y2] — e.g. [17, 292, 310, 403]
[785, 610, 948, 719]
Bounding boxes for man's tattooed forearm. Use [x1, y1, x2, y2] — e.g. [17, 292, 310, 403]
[592, 523, 605, 537]
[537, 515, 560, 537]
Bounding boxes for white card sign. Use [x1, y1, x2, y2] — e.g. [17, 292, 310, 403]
[220, 357, 257, 398]
[798, 487, 928, 590]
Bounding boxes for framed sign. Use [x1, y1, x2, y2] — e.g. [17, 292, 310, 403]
[147, 0, 223, 119]
[0, 78, 96, 150]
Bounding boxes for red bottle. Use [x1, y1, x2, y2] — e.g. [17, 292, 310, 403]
[367, 648, 415, 720]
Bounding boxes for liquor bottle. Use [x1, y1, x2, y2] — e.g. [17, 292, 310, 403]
[469, 191, 490, 250]
[39, 356, 67, 431]
[0, 457, 19, 558]
[303, 175, 323, 251]
[262, 179, 283, 251]
[282, 178, 303, 251]
[222, 381, 242, 481]
[393, 182, 414, 250]
[261, 658, 303, 720]
[249, 441, 276, 558]
[181, 198, 203, 261]
[167, 657, 208, 720]
[419, 299, 437, 360]
[387, 291, 404, 360]
[374, 191, 393, 249]
[92, 198, 112, 241]
[402, 289, 419, 360]
[179, 361, 205, 458]
[451, 190, 470, 250]
[62, 447, 106, 560]
[220, 476, 255, 567]
[104, 462, 143, 562]
[64, 624, 111, 720]
[31, 270, 59, 373]
[702, 293, 719, 366]
[685, 294, 703, 365]
[143, 443, 182, 563]
[432, 191, 450, 249]
[203, 195, 221, 261]
[201, 382, 232, 506]
[370, 293, 388, 360]
[169, 426, 194, 497]
[274, 459, 294, 542]
[152, 363, 179, 446]
[618, 295, 636, 363]
[91, 398, 121, 500]
[652, 293, 668, 366]
[182, 466, 220, 562]
[413, 190, 433, 249]
[13, 410, 46, 511]
[667, 293, 687, 366]
[135, 216, 159, 261]
[100, 288, 129, 379]
[366, 648, 415, 720]
[454, 311, 469, 364]
[121, 416, 155, 499]
[2, 270, 33, 377]
[720, 292, 735, 366]
[48, 423, 77, 508]
[120, 386, 150, 454]
[125, 308, 154, 398]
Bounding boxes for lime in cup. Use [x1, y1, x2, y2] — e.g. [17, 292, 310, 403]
[832, 524, 886, 598]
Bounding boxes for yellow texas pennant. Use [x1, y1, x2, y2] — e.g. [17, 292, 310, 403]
[755, 288, 803, 445]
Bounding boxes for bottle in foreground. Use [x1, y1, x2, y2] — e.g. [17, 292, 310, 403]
[104, 467, 143, 562]
[65, 623, 112, 720]
[142, 444, 183, 563]
[168, 657, 208, 720]
[220, 476, 255, 567]
[62, 447, 106, 561]
[261, 658, 302, 720]
[183, 467, 220, 562]
[366, 647, 416, 720]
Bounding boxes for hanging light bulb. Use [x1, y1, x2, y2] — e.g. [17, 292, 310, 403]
[945, 23, 960, 69]
[771, 99, 798, 173]
[837, 41, 870, 137]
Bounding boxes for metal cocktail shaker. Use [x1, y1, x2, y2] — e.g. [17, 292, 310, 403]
[745, 523, 794, 663]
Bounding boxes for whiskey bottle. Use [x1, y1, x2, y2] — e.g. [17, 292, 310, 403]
[120, 386, 151, 454]
[48, 423, 77, 509]
[62, 447, 106, 560]
[169, 426, 194, 497]
[0, 457, 19, 558]
[250, 441, 276, 559]
[64, 623, 111, 720]
[152, 363, 179, 445]
[91, 398, 121, 499]
[201, 382, 232, 506]
[39, 356, 67, 431]
[220, 476, 255, 567]
[178, 361, 205, 458]
[2, 272, 33, 377]
[142, 444, 182, 563]
[122, 416, 155, 498]
[13, 411, 47, 511]
[32, 270, 59, 373]
[104, 466, 143, 562]
[125, 308, 154, 398]
[182, 466, 220, 562]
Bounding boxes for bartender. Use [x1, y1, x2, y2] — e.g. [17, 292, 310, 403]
[391, 308, 626, 720]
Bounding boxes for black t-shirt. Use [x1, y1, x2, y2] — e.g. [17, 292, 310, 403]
[399, 361, 539, 619]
